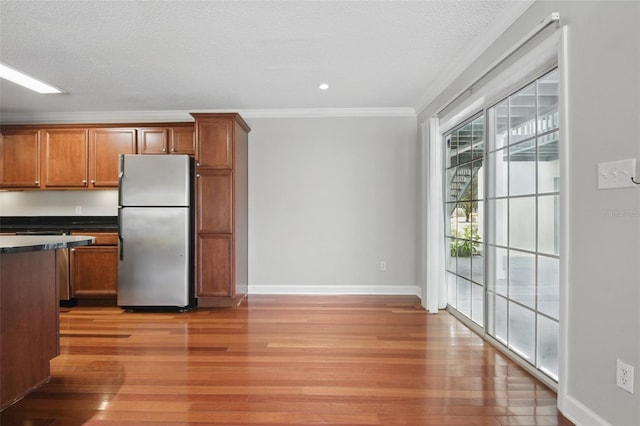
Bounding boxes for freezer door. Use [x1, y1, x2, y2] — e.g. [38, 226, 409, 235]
[118, 207, 190, 307]
[119, 154, 190, 207]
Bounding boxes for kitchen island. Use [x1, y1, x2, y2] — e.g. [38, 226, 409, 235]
[0, 235, 95, 411]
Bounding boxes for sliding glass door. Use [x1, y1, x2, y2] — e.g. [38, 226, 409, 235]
[445, 69, 560, 382]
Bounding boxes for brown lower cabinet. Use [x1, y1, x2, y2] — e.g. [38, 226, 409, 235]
[70, 232, 118, 298]
[196, 233, 233, 297]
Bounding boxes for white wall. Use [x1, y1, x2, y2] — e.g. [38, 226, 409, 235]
[0, 190, 118, 216]
[246, 115, 419, 296]
[419, 1, 640, 425]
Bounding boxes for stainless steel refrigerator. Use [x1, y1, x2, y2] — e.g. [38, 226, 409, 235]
[117, 154, 195, 311]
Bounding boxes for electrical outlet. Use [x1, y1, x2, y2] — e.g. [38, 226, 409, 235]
[598, 158, 637, 189]
[616, 359, 634, 394]
[75, 205, 82, 214]
[379, 261, 387, 272]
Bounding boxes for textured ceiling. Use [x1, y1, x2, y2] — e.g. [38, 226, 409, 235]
[0, 0, 532, 118]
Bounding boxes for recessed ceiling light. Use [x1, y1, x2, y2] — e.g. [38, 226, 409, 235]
[0, 62, 64, 94]
[319, 83, 329, 90]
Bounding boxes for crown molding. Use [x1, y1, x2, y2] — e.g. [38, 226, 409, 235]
[0, 111, 193, 124]
[238, 107, 416, 119]
[0, 107, 416, 125]
[0, 110, 194, 125]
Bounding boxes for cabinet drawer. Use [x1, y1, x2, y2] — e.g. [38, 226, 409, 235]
[72, 232, 118, 245]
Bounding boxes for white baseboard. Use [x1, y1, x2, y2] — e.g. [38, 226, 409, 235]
[561, 395, 611, 426]
[248, 284, 422, 298]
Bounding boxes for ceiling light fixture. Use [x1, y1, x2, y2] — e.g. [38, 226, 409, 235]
[319, 83, 329, 90]
[0, 62, 64, 94]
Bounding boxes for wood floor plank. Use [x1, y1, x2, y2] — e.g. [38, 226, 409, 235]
[1, 295, 573, 425]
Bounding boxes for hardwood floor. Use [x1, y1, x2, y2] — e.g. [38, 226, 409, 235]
[2, 295, 573, 425]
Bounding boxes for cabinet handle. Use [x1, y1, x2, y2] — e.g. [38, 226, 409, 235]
[82, 180, 87, 185]
[196, 162, 200, 166]
[171, 148, 175, 152]
[34, 180, 39, 186]
[196, 174, 200, 178]
[91, 180, 95, 184]
[162, 148, 166, 152]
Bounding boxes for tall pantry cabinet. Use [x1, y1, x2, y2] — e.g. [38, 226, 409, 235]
[191, 113, 250, 307]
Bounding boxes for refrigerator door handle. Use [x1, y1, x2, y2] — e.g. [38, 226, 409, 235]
[118, 208, 124, 261]
[118, 155, 125, 207]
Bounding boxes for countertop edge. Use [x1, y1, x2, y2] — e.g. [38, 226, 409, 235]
[0, 236, 96, 254]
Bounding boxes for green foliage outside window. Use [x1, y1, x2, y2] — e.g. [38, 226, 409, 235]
[450, 224, 480, 257]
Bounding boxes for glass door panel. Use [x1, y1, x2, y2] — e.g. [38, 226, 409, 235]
[445, 113, 485, 326]
[485, 69, 560, 382]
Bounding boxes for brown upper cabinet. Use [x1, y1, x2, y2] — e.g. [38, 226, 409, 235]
[138, 126, 195, 155]
[138, 127, 168, 154]
[40, 127, 136, 189]
[1, 126, 138, 189]
[89, 128, 137, 187]
[0, 129, 41, 188]
[171, 126, 196, 155]
[195, 119, 233, 168]
[1, 124, 193, 190]
[41, 128, 89, 188]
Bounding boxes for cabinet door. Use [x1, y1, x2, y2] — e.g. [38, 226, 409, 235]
[71, 246, 118, 297]
[196, 234, 233, 297]
[89, 128, 136, 187]
[138, 127, 168, 154]
[196, 170, 233, 233]
[42, 129, 88, 188]
[196, 120, 232, 168]
[170, 127, 195, 155]
[0, 129, 40, 188]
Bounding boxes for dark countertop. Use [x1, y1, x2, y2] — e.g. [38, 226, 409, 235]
[0, 216, 118, 233]
[0, 235, 96, 254]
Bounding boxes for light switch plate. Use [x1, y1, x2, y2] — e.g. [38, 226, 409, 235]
[597, 158, 637, 189]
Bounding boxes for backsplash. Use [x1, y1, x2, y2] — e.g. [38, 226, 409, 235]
[0, 190, 118, 216]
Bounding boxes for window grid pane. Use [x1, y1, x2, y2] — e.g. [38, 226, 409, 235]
[537, 314, 559, 380]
